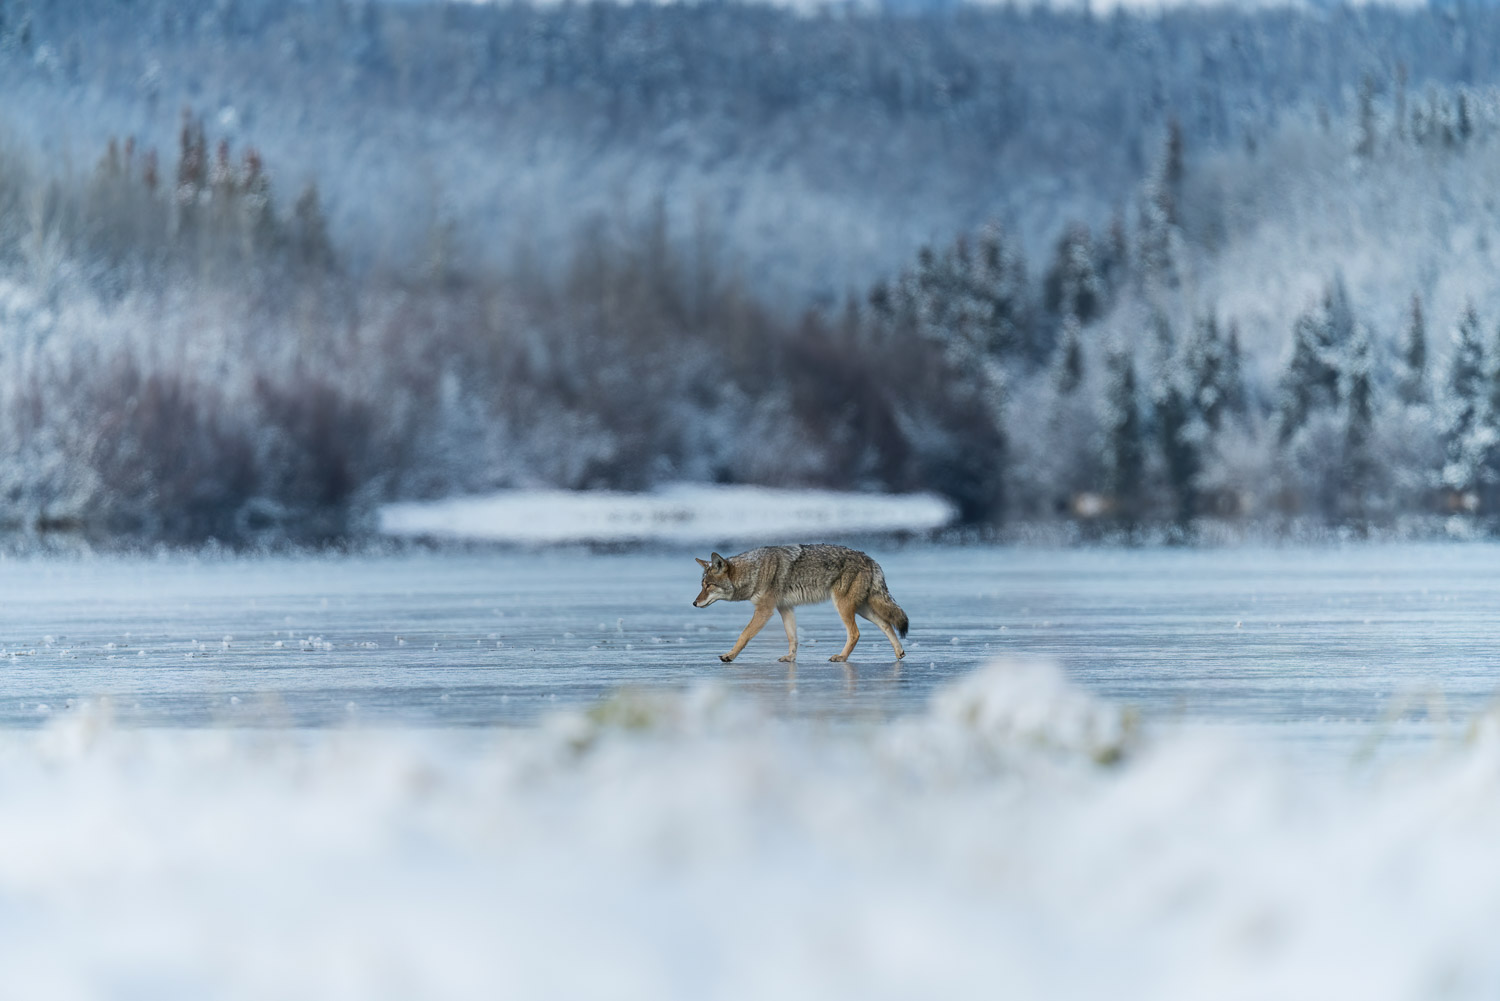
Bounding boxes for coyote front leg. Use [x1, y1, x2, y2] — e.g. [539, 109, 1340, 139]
[721, 602, 774, 662]
[829, 593, 861, 662]
[778, 607, 797, 662]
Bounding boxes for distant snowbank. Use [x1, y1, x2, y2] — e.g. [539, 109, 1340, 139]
[377, 484, 958, 544]
[8, 661, 1500, 998]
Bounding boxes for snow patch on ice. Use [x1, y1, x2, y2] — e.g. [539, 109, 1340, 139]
[377, 484, 957, 544]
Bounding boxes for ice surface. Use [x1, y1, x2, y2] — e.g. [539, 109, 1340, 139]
[376, 485, 957, 545]
[0, 544, 1497, 738]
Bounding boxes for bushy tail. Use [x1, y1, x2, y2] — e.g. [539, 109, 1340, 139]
[870, 590, 909, 638]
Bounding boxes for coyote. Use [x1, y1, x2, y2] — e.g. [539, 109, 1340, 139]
[692, 544, 909, 663]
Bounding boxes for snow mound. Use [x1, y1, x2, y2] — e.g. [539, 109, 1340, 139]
[377, 484, 958, 544]
[11, 660, 1500, 998]
[925, 659, 1137, 764]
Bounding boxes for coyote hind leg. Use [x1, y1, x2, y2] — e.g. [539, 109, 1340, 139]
[859, 605, 906, 659]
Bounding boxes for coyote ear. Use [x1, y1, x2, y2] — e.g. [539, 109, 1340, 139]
[695, 557, 711, 569]
[710, 552, 726, 570]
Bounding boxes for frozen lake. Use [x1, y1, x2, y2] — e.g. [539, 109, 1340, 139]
[8, 542, 1500, 998]
[1, 542, 1497, 742]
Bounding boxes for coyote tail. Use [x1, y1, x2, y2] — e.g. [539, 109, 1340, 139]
[870, 589, 909, 638]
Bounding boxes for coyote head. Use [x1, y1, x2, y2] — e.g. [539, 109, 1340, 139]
[693, 553, 731, 607]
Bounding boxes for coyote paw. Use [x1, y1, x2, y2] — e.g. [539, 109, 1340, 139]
[719, 653, 735, 663]
[778, 653, 797, 663]
[895, 650, 906, 660]
[828, 654, 848, 663]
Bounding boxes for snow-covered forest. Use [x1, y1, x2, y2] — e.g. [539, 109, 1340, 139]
[6, 0, 1500, 542]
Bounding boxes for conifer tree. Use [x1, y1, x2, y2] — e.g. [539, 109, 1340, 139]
[1399, 294, 1429, 405]
[1043, 224, 1102, 324]
[1278, 284, 1351, 441]
[867, 280, 894, 326]
[1480, 318, 1500, 507]
[1098, 212, 1129, 294]
[175, 110, 208, 237]
[142, 149, 159, 193]
[1149, 314, 1197, 525]
[1150, 309, 1175, 362]
[176, 109, 207, 203]
[1355, 74, 1377, 158]
[1342, 324, 1376, 525]
[1277, 312, 1324, 442]
[1103, 346, 1143, 523]
[1053, 315, 1084, 395]
[1162, 118, 1185, 223]
[241, 148, 276, 251]
[1155, 378, 1197, 526]
[1222, 321, 1248, 418]
[972, 225, 1032, 360]
[1185, 313, 1227, 431]
[1395, 61, 1409, 142]
[1442, 303, 1488, 497]
[292, 183, 335, 272]
[1321, 277, 1356, 356]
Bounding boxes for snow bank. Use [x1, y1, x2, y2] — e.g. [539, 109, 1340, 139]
[6, 661, 1500, 998]
[377, 484, 957, 544]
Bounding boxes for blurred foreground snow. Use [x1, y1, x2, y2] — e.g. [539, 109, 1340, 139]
[377, 485, 957, 544]
[5, 660, 1500, 998]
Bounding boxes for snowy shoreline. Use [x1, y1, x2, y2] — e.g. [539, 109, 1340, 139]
[377, 484, 958, 545]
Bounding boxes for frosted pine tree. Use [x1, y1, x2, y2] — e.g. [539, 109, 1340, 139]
[1137, 122, 1186, 293]
[1136, 185, 1180, 293]
[292, 183, 335, 272]
[1102, 345, 1144, 525]
[1149, 314, 1198, 525]
[174, 109, 208, 237]
[1222, 321, 1248, 418]
[1277, 311, 1327, 442]
[972, 225, 1033, 360]
[1481, 317, 1500, 511]
[1320, 278, 1356, 357]
[1097, 213, 1129, 297]
[1354, 74, 1378, 158]
[1398, 294, 1429, 405]
[1053, 315, 1085, 396]
[1341, 324, 1376, 526]
[1043, 224, 1102, 325]
[1277, 286, 1350, 442]
[1184, 313, 1227, 431]
[1161, 118, 1185, 223]
[1441, 303, 1488, 502]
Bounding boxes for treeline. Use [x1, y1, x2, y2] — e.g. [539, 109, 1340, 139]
[12, 40, 1500, 542]
[0, 116, 383, 543]
[69, 114, 336, 294]
[15, 0, 1500, 300]
[853, 101, 1500, 535]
